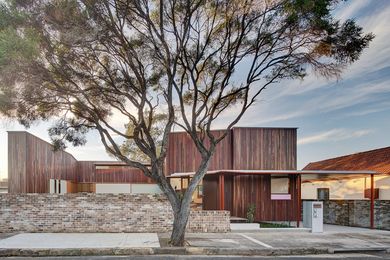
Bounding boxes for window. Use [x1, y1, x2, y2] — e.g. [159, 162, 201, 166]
[49, 179, 66, 194]
[270, 175, 291, 200]
[196, 184, 203, 198]
[317, 188, 329, 200]
[95, 165, 124, 169]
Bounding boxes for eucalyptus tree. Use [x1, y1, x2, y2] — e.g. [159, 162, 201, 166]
[0, 0, 373, 245]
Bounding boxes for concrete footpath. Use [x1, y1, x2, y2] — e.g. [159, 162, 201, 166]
[0, 227, 389, 257]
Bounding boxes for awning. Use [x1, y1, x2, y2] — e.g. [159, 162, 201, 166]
[167, 169, 377, 178]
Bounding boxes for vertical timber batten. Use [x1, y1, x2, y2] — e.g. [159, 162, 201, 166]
[219, 173, 225, 210]
[296, 174, 301, 227]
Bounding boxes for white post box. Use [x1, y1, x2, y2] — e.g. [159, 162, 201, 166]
[303, 201, 323, 233]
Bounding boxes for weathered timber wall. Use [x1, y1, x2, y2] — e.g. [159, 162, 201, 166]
[8, 132, 153, 193]
[165, 127, 297, 175]
[8, 132, 78, 193]
[77, 161, 152, 184]
[0, 194, 230, 233]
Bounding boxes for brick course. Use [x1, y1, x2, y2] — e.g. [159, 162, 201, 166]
[0, 193, 230, 233]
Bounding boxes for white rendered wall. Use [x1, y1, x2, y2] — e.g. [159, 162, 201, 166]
[376, 175, 390, 199]
[301, 175, 390, 200]
[96, 184, 131, 194]
[95, 183, 162, 194]
[60, 180, 67, 194]
[131, 184, 162, 194]
[302, 177, 366, 200]
[49, 179, 55, 193]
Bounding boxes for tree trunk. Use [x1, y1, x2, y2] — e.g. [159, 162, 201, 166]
[170, 207, 190, 246]
[168, 155, 212, 246]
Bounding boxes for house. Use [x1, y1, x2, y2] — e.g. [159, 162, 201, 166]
[165, 128, 377, 226]
[166, 127, 301, 223]
[302, 147, 390, 200]
[8, 128, 377, 227]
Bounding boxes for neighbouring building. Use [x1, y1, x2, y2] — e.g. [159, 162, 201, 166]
[301, 147, 390, 229]
[302, 147, 390, 200]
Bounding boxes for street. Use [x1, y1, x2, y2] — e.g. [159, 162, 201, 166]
[0, 252, 389, 259]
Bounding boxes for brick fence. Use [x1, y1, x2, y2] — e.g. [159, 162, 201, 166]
[303, 200, 390, 230]
[0, 193, 230, 233]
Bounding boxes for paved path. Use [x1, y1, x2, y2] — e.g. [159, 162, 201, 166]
[0, 233, 160, 249]
[0, 228, 389, 257]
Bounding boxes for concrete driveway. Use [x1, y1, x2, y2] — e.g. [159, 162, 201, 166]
[159, 226, 390, 251]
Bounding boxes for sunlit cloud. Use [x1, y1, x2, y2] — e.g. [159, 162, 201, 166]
[298, 128, 373, 145]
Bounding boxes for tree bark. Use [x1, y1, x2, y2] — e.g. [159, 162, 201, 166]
[169, 156, 211, 246]
[170, 207, 190, 246]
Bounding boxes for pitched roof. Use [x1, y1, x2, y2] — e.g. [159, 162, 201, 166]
[303, 147, 390, 174]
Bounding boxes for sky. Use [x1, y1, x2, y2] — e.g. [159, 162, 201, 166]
[1, 0, 390, 179]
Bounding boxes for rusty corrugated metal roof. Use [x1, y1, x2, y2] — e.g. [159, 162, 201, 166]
[303, 147, 390, 174]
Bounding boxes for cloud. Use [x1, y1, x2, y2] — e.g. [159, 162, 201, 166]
[66, 144, 112, 161]
[334, 0, 370, 22]
[344, 101, 390, 117]
[238, 68, 390, 125]
[298, 128, 373, 145]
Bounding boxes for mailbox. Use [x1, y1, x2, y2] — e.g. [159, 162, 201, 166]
[303, 201, 323, 233]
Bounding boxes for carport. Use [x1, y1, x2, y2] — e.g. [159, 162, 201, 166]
[168, 169, 378, 228]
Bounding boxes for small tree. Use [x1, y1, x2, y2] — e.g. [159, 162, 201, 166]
[246, 203, 256, 223]
[0, 0, 373, 246]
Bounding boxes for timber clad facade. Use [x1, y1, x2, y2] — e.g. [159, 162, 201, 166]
[8, 132, 151, 193]
[8, 132, 78, 193]
[77, 161, 152, 184]
[231, 128, 296, 170]
[166, 127, 299, 222]
[166, 130, 234, 173]
[8, 127, 299, 223]
[166, 128, 297, 173]
[231, 175, 300, 221]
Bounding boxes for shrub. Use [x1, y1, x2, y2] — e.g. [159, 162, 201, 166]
[246, 203, 256, 223]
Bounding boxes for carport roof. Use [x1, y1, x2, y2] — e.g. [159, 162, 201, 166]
[167, 169, 377, 178]
[303, 146, 390, 175]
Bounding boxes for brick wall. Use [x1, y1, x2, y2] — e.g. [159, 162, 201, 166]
[303, 200, 390, 230]
[0, 193, 230, 233]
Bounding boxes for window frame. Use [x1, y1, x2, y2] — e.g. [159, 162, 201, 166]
[270, 175, 291, 200]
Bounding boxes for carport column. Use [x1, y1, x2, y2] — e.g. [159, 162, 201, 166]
[370, 173, 375, 229]
[219, 173, 225, 210]
[296, 174, 301, 228]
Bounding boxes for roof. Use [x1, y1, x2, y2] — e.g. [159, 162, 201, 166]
[303, 146, 390, 175]
[167, 169, 376, 178]
[92, 161, 151, 167]
[170, 126, 298, 134]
